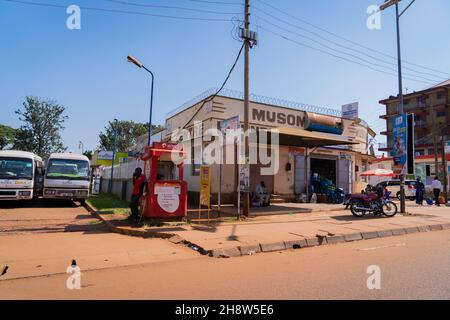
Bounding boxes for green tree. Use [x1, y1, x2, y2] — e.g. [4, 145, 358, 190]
[0, 124, 16, 150]
[83, 150, 93, 160]
[98, 120, 163, 152]
[13, 96, 68, 159]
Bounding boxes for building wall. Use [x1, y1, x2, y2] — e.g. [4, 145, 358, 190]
[380, 86, 450, 156]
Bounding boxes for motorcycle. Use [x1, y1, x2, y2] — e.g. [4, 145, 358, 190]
[349, 192, 398, 217]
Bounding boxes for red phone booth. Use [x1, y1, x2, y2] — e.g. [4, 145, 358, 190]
[139, 142, 187, 219]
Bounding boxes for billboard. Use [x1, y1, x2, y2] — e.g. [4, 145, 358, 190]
[392, 114, 407, 175]
[341, 102, 359, 119]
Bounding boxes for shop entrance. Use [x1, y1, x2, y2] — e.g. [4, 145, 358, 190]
[310, 157, 337, 194]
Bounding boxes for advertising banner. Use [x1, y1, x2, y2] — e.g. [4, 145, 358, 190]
[392, 114, 408, 175]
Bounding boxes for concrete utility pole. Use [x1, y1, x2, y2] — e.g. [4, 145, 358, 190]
[442, 135, 448, 203]
[243, 0, 250, 217]
[379, 0, 417, 214]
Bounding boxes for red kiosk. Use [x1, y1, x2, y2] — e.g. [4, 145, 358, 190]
[139, 142, 187, 219]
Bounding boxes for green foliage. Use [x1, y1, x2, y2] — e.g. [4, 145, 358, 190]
[98, 120, 163, 152]
[0, 124, 16, 150]
[83, 150, 93, 160]
[13, 96, 68, 159]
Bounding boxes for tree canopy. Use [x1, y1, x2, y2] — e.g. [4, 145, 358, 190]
[98, 120, 163, 152]
[13, 96, 68, 159]
[0, 124, 16, 150]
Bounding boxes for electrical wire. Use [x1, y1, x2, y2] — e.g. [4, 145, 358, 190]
[1, 0, 233, 22]
[188, 0, 243, 6]
[104, 0, 241, 15]
[258, 25, 435, 86]
[181, 42, 245, 130]
[253, 5, 448, 82]
[254, 0, 450, 78]
[255, 16, 440, 84]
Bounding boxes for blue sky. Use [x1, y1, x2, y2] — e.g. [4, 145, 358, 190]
[1, 0, 449, 153]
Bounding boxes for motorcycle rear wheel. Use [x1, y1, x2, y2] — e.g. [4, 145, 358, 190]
[350, 200, 366, 217]
[382, 201, 398, 217]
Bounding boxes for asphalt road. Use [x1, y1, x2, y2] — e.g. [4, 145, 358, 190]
[1, 199, 449, 300]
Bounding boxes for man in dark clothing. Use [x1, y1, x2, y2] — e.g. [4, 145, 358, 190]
[129, 167, 146, 221]
[415, 177, 425, 206]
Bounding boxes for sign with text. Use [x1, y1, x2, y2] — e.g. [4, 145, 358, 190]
[199, 166, 211, 208]
[341, 102, 359, 119]
[392, 114, 408, 175]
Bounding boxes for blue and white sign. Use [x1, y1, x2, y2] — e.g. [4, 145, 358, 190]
[341, 102, 359, 119]
[392, 114, 408, 175]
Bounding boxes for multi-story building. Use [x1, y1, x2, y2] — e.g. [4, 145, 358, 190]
[379, 79, 450, 157]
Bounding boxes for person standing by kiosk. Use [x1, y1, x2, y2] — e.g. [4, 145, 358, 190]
[129, 167, 146, 221]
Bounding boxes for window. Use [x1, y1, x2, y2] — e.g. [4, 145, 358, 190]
[46, 159, 89, 180]
[192, 141, 202, 176]
[437, 111, 446, 118]
[418, 97, 426, 108]
[415, 150, 425, 156]
[437, 92, 444, 100]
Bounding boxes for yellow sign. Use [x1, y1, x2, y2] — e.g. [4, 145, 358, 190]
[199, 166, 211, 208]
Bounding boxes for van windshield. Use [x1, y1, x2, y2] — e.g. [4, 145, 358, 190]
[46, 159, 89, 180]
[0, 157, 33, 180]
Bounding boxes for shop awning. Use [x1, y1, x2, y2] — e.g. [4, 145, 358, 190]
[267, 127, 359, 148]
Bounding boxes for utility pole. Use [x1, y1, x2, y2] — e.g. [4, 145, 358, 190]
[395, 1, 406, 214]
[243, 0, 250, 217]
[442, 134, 448, 204]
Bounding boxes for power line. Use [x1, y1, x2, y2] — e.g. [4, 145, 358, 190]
[253, 7, 447, 82]
[1, 0, 232, 22]
[258, 25, 435, 86]
[255, 15, 440, 84]
[255, 0, 450, 78]
[188, 0, 244, 6]
[181, 42, 245, 129]
[104, 0, 241, 15]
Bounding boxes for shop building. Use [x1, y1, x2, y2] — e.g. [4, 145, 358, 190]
[157, 89, 376, 204]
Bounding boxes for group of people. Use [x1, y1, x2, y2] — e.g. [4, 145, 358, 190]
[415, 176, 444, 207]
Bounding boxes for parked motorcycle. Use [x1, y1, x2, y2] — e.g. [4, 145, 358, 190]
[349, 192, 398, 217]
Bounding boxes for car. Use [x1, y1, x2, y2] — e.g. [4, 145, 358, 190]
[375, 179, 416, 201]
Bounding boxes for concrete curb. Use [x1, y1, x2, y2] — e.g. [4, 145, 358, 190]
[84, 202, 450, 259]
[208, 223, 450, 258]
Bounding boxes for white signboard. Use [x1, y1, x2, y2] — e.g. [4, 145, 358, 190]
[445, 141, 450, 154]
[98, 151, 114, 160]
[155, 185, 181, 213]
[342, 102, 359, 119]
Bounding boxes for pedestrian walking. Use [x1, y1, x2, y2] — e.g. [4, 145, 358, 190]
[129, 167, 146, 221]
[415, 177, 425, 205]
[431, 176, 443, 206]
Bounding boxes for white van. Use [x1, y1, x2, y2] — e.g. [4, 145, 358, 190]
[43, 153, 90, 203]
[375, 179, 417, 200]
[0, 150, 44, 200]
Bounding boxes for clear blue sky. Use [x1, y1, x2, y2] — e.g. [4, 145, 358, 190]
[1, 0, 449, 153]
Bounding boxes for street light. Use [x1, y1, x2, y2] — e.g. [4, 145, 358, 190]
[378, 0, 416, 214]
[78, 141, 85, 155]
[108, 118, 118, 194]
[127, 55, 155, 147]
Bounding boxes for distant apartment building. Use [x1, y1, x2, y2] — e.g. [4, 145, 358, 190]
[379, 79, 450, 157]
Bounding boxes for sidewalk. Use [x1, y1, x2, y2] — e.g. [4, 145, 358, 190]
[87, 202, 450, 258]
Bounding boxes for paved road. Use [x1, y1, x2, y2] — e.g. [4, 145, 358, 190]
[1, 226, 449, 299]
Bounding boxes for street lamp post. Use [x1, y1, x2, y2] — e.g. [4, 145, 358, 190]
[108, 118, 118, 194]
[127, 55, 155, 147]
[379, 0, 416, 214]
